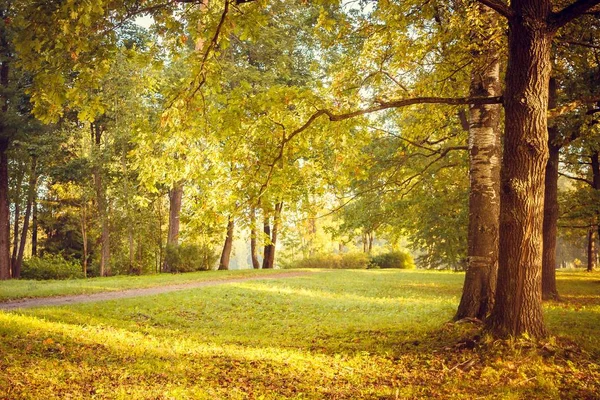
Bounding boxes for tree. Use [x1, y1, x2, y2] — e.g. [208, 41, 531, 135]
[218, 216, 234, 270]
[455, 3, 503, 320]
[482, 0, 600, 338]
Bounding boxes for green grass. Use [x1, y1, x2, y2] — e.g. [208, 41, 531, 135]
[1, 269, 599, 399]
[0, 269, 291, 301]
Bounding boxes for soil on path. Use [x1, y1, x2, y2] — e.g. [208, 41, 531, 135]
[0, 271, 313, 311]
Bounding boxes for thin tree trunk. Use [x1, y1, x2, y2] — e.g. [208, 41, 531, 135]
[542, 77, 560, 299]
[250, 207, 260, 269]
[81, 202, 88, 278]
[13, 157, 37, 278]
[368, 232, 374, 253]
[266, 202, 283, 269]
[11, 168, 22, 270]
[31, 196, 37, 257]
[92, 123, 110, 277]
[262, 213, 272, 269]
[587, 227, 597, 272]
[162, 182, 183, 272]
[0, 137, 10, 279]
[128, 226, 135, 274]
[456, 5, 502, 321]
[591, 151, 600, 273]
[488, 1, 554, 338]
[218, 217, 234, 270]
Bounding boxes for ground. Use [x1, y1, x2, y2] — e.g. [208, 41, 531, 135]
[0, 269, 599, 399]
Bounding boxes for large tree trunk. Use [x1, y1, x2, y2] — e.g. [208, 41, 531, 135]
[456, 5, 502, 321]
[13, 157, 37, 278]
[262, 213, 272, 269]
[162, 182, 183, 272]
[488, 1, 554, 338]
[542, 77, 560, 299]
[250, 207, 260, 269]
[266, 202, 283, 269]
[0, 137, 10, 280]
[218, 217, 234, 270]
[92, 123, 110, 277]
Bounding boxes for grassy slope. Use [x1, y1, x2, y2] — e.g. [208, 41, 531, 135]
[0, 269, 599, 399]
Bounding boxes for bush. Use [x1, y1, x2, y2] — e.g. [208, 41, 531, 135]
[164, 243, 218, 273]
[292, 252, 370, 269]
[370, 250, 416, 269]
[21, 254, 84, 280]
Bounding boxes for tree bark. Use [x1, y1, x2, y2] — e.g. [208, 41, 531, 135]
[13, 157, 37, 278]
[542, 78, 560, 300]
[92, 123, 110, 277]
[488, 0, 554, 338]
[266, 202, 283, 269]
[250, 207, 260, 269]
[10, 168, 22, 270]
[587, 227, 597, 272]
[81, 202, 88, 278]
[0, 137, 10, 279]
[31, 196, 38, 257]
[218, 216, 234, 270]
[456, 4, 502, 321]
[262, 214, 272, 269]
[162, 182, 183, 272]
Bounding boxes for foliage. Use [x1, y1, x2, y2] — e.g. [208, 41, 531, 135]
[1, 270, 599, 398]
[21, 254, 84, 280]
[290, 252, 370, 269]
[164, 244, 218, 273]
[370, 250, 415, 269]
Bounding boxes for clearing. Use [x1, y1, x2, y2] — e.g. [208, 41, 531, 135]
[0, 269, 599, 399]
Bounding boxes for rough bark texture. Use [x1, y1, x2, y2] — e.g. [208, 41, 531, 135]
[250, 207, 260, 269]
[262, 215, 272, 269]
[0, 137, 10, 280]
[92, 123, 111, 277]
[488, 0, 554, 338]
[456, 4, 502, 321]
[218, 217, 234, 270]
[162, 182, 183, 272]
[13, 157, 37, 278]
[542, 78, 560, 300]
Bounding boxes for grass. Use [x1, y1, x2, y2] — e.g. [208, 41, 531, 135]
[0, 269, 291, 301]
[0, 269, 599, 399]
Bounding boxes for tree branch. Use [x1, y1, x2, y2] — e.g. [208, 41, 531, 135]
[550, 0, 600, 30]
[547, 97, 600, 119]
[558, 171, 593, 186]
[474, 0, 514, 19]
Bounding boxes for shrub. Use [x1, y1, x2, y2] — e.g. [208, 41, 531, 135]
[370, 250, 416, 269]
[292, 252, 370, 269]
[164, 243, 218, 273]
[21, 254, 84, 280]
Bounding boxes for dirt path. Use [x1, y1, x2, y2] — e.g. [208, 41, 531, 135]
[0, 271, 313, 311]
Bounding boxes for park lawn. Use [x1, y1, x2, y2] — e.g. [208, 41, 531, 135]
[0, 269, 599, 399]
[0, 269, 292, 301]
